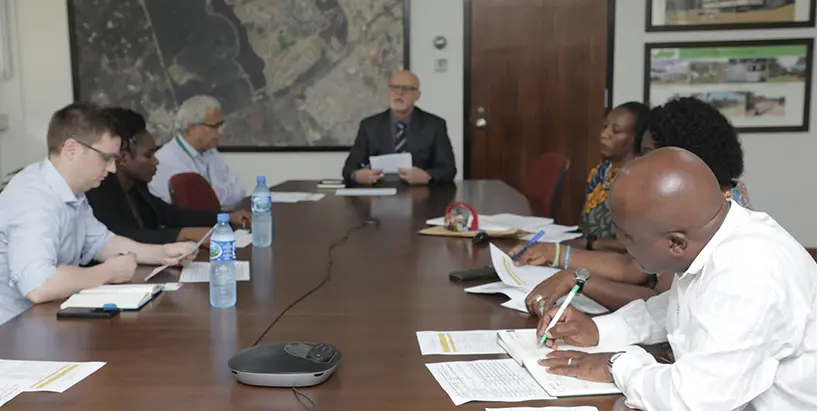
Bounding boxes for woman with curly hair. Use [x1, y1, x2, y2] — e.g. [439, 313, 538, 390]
[510, 97, 752, 314]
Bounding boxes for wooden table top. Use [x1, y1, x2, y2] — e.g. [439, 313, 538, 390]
[0, 180, 625, 411]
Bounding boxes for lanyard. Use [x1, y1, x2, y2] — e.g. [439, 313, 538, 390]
[175, 136, 211, 184]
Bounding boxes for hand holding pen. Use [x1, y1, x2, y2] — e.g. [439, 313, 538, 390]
[535, 304, 600, 349]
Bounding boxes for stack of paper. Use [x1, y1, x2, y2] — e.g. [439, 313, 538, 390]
[497, 329, 624, 397]
[425, 359, 554, 405]
[416, 330, 523, 355]
[464, 244, 608, 315]
[369, 153, 412, 173]
[178, 261, 251, 283]
[269, 192, 325, 203]
[0, 359, 105, 406]
[335, 188, 397, 196]
[425, 213, 582, 242]
[60, 284, 163, 310]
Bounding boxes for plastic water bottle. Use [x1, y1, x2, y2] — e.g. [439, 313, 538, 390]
[251, 175, 272, 247]
[209, 213, 236, 308]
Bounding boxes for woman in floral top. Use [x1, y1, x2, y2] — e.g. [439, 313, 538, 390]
[578, 102, 650, 250]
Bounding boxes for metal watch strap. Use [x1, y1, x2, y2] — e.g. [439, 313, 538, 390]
[607, 351, 626, 375]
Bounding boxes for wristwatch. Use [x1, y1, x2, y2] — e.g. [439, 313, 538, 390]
[573, 268, 590, 293]
[607, 351, 626, 376]
[586, 235, 598, 250]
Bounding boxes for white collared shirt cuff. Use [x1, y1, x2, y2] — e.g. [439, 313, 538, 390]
[611, 348, 657, 392]
[593, 314, 635, 347]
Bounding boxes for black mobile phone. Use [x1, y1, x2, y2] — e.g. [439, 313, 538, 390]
[57, 307, 120, 319]
[449, 265, 498, 282]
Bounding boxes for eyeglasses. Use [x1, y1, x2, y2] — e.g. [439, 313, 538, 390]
[200, 120, 225, 129]
[389, 84, 419, 92]
[75, 139, 120, 164]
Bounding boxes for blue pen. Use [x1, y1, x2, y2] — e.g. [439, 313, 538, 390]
[511, 230, 545, 261]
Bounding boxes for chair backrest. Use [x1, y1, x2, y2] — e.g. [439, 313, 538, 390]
[169, 173, 221, 211]
[522, 152, 570, 219]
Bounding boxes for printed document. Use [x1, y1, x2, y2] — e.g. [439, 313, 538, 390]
[179, 261, 250, 283]
[269, 192, 324, 203]
[335, 188, 397, 196]
[145, 226, 214, 281]
[0, 381, 22, 407]
[425, 359, 553, 405]
[369, 153, 412, 173]
[417, 330, 522, 355]
[0, 359, 105, 393]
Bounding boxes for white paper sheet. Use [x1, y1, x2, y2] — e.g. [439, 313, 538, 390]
[486, 407, 598, 411]
[465, 279, 608, 316]
[335, 188, 397, 196]
[369, 153, 412, 173]
[179, 261, 250, 283]
[417, 330, 519, 355]
[491, 244, 562, 290]
[235, 229, 252, 248]
[425, 359, 553, 405]
[162, 282, 182, 291]
[269, 192, 325, 203]
[0, 359, 106, 393]
[145, 226, 214, 281]
[0, 381, 22, 407]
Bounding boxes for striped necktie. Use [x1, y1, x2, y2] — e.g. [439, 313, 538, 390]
[394, 121, 407, 153]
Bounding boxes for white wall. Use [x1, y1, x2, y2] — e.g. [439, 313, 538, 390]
[615, 0, 817, 246]
[0, 0, 815, 246]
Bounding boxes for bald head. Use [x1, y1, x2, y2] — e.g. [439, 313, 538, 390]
[610, 147, 730, 273]
[388, 70, 421, 116]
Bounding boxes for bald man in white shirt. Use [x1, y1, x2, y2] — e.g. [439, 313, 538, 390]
[535, 147, 816, 411]
[149, 95, 246, 210]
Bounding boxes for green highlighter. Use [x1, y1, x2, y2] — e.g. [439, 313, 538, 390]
[538, 268, 590, 348]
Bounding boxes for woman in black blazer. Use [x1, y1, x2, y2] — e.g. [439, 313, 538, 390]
[87, 108, 250, 245]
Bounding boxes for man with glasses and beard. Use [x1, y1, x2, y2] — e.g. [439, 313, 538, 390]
[342, 70, 457, 186]
[149, 95, 246, 210]
[0, 102, 197, 325]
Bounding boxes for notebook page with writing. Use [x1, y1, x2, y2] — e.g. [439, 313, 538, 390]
[60, 292, 153, 310]
[497, 329, 622, 397]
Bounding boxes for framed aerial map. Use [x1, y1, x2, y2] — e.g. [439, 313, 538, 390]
[646, 0, 816, 32]
[67, 0, 410, 152]
[644, 38, 814, 133]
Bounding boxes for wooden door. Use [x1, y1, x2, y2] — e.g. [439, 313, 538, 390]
[466, 0, 610, 225]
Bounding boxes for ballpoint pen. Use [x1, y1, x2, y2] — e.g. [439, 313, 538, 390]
[538, 268, 589, 348]
[510, 230, 545, 261]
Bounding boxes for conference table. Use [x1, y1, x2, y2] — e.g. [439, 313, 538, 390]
[0, 180, 629, 410]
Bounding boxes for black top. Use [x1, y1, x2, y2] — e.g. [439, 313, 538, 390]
[86, 175, 218, 244]
[341, 107, 457, 184]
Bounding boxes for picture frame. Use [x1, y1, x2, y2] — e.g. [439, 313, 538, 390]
[644, 38, 814, 133]
[67, 0, 411, 153]
[646, 0, 817, 32]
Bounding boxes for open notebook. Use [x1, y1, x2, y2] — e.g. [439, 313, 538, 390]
[60, 284, 163, 310]
[496, 329, 623, 398]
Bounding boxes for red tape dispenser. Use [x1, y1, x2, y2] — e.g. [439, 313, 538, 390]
[444, 202, 479, 232]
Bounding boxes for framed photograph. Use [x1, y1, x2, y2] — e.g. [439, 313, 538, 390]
[67, 0, 411, 152]
[644, 38, 814, 132]
[646, 0, 816, 32]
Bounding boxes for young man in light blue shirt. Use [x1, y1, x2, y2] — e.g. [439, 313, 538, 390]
[148, 95, 246, 210]
[0, 102, 196, 325]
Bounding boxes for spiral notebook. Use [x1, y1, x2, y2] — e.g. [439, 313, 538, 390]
[496, 329, 623, 398]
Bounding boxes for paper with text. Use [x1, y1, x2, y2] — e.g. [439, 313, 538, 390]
[369, 153, 412, 173]
[145, 226, 214, 281]
[179, 261, 250, 283]
[335, 188, 397, 196]
[486, 407, 598, 411]
[417, 330, 521, 355]
[425, 359, 553, 405]
[0, 359, 105, 393]
[0, 381, 22, 407]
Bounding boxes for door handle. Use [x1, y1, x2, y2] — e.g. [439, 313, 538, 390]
[475, 118, 487, 129]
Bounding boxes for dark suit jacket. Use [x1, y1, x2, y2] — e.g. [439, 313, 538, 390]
[86, 175, 218, 244]
[341, 107, 457, 184]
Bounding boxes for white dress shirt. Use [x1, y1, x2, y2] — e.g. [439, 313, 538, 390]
[0, 160, 114, 325]
[593, 200, 816, 411]
[148, 135, 246, 210]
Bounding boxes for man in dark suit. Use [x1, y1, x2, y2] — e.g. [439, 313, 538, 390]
[342, 70, 457, 185]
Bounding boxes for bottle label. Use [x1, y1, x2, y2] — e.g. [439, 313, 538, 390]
[251, 195, 271, 214]
[210, 240, 236, 262]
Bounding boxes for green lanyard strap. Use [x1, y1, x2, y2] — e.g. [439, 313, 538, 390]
[175, 136, 211, 184]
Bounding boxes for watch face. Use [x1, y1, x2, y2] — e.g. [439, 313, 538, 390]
[574, 268, 590, 282]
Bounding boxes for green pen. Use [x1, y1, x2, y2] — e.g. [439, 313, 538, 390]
[538, 268, 589, 348]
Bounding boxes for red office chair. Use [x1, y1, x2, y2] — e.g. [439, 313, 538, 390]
[522, 152, 570, 218]
[169, 173, 221, 211]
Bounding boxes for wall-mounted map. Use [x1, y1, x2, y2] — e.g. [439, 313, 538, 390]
[68, 0, 408, 151]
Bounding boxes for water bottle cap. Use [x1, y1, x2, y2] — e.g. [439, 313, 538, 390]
[217, 213, 230, 223]
[256, 176, 266, 184]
